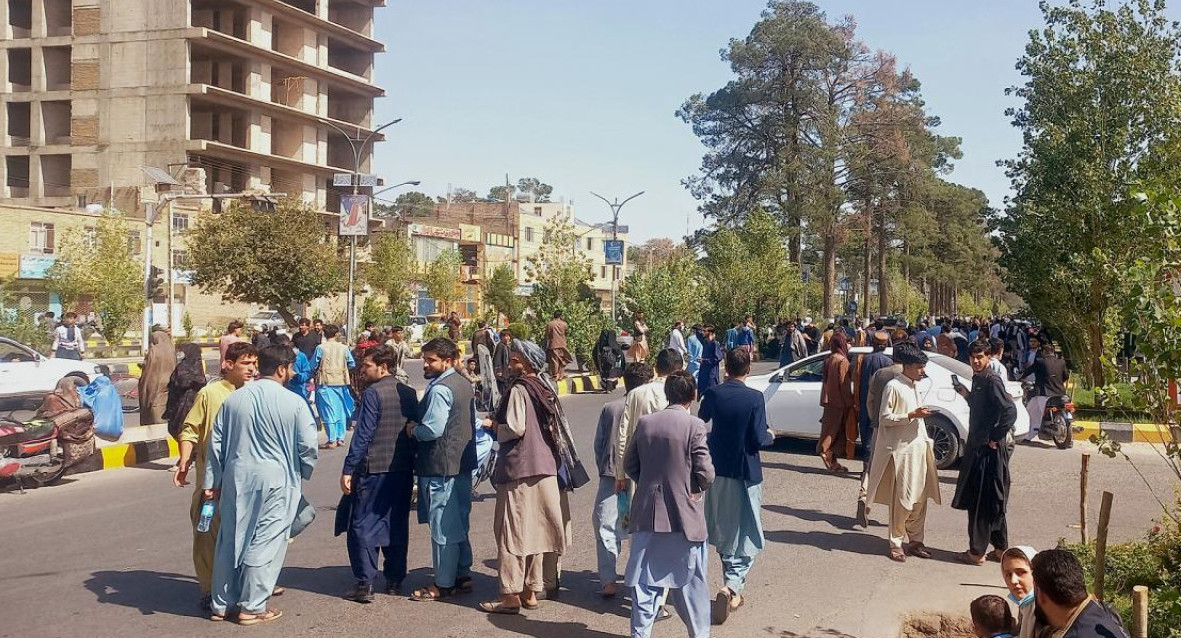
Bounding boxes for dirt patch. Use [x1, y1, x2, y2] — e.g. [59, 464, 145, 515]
[899, 611, 974, 638]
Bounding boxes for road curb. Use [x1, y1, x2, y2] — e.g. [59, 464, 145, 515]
[1073, 420, 1174, 444]
[555, 374, 601, 395]
[68, 436, 178, 475]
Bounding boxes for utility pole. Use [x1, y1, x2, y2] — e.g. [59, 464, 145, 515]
[589, 190, 644, 323]
[319, 117, 401, 341]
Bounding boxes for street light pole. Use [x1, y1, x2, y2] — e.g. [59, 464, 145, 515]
[590, 190, 644, 323]
[319, 117, 402, 341]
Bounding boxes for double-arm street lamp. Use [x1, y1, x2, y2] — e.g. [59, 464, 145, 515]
[589, 190, 644, 322]
[319, 117, 402, 340]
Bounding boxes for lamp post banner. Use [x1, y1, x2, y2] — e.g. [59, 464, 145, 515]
[604, 239, 624, 265]
[340, 195, 370, 236]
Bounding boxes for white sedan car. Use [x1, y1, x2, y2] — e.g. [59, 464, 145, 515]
[747, 346, 1029, 469]
[0, 336, 103, 413]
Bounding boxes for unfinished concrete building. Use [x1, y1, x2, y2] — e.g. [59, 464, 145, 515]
[0, 0, 385, 210]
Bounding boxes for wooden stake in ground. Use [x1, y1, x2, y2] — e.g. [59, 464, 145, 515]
[1094, 491, 1114, 601]
[1132, 585, 1148, 638]
[1080, 453, 1090, 544]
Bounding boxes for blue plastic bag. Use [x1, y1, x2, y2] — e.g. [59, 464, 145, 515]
[81, 375, 124, 441]
[616, 488, 631, 529]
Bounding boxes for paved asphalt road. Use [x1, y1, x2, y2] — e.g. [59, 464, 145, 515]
[2, 362, 1176, 638]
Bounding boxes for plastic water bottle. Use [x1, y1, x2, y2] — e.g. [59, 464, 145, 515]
[197, 499, 215, 533]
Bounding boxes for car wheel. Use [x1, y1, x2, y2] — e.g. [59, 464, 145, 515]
[926, 415, 961, 470]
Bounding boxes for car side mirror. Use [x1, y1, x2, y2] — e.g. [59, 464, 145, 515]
[770, 373, 783, 383]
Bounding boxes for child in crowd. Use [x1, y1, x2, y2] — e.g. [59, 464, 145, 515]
[971, 594, 1016, 638]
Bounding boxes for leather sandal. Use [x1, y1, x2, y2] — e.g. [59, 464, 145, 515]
[410, 585, 454, 602]
[958, 551, 986, 566]
[479, 600, 520, 615]
[236, 609, 282, 626]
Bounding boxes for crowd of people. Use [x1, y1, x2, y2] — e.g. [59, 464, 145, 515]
[139, 309, 1126, 637]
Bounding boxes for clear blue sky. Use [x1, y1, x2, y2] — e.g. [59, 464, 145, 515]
[370, 1, 1061, 242]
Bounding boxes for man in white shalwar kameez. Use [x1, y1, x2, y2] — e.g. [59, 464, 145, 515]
[867, 343, 941, 563]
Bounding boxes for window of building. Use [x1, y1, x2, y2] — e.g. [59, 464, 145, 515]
[600, 265, 606, 279]
[533, 206, 542, 217]
[126, 231, 141, 255]
[587, 237, 594, 251]
[172, 211, 190, 233]
[172, 250, 189, 268]
[28, 222, 54, 254]
[524, 227, 534, 243]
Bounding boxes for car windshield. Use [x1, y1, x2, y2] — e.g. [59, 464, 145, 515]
[0, 339, 35, 363]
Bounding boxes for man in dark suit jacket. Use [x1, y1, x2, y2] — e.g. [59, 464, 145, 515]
[699, 348, 774, 624]
[624, 371, 715, 638]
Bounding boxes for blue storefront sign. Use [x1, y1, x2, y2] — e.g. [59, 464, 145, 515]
[19, 254, 57, 279]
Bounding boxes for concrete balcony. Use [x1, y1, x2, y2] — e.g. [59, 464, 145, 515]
[188, 27, 384, 98]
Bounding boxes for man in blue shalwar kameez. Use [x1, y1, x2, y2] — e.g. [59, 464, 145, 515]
[312, 324, 356, 448]
[699, 348, 774, 625]
[203, 345, 318, 626]
[274, 334, 311, 400]
[407, 337, 477, 602]
[340, 345, 420, 602]
[686, 325, 703, 377]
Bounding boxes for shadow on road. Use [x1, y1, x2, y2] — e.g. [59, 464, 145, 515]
[83, 570, 202, 617]
[764, 527, 884, 557]
[763, 503, 859, 530]
[487, 614, 621, 638]
[276, 564, 356, 597]
[762, 460, 861, 481]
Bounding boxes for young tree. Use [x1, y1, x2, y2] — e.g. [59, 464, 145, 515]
[997, 0, 1181, 385]
[45, 212, 143, 343]
[523, 213, 604, 367]
[620, 247, 704, 347]
[482, 263, 521, 321]
[423, 248, 463, 315]
[2, 278, 52, 350]
[365, 232, 416, 322]
[699, 210, 803, 330]
[186, 198, 345, 326]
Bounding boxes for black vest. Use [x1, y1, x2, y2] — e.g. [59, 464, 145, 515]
[416, 372, 474, 477]
[363, 376, 416, 474]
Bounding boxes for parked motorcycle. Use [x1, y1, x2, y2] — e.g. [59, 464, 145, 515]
[1022, 380, 1079, 449]
[0, 379, 96, 492]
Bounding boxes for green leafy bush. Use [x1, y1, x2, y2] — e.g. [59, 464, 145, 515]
[506, 322, 531, 341]
[1066, 496, 1181, 638]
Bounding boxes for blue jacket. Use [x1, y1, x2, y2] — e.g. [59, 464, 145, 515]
[699, 379, 774, 484]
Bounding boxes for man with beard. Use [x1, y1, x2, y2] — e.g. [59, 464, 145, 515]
[407, 338, 477, 601]
[174, 342, 257, 613]
[341, 345, 420, 602]
[204, 345, 318, 625]
[952, 341, 1017, 565]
